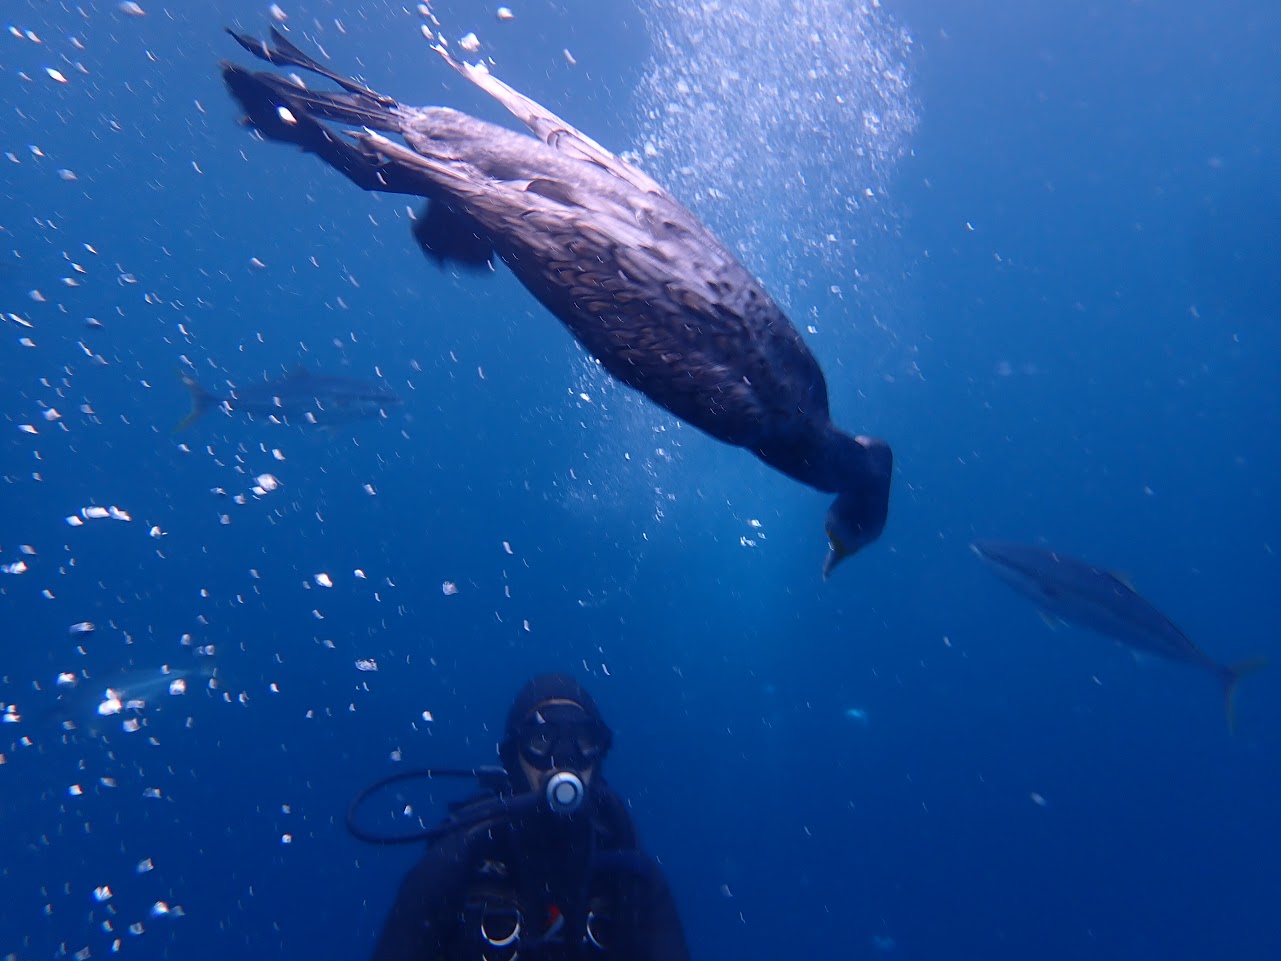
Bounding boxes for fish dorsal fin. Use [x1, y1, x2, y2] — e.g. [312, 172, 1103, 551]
[1110, 570, 1136, 591]
[1038, 610, 1062, 630]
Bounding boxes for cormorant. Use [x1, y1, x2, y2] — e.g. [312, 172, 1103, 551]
[221, 28, 892, 576]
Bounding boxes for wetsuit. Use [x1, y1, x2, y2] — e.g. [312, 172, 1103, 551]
[370, 785, 689, 961]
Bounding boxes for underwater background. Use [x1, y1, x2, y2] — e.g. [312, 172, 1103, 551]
[2, 0, 1278, 958]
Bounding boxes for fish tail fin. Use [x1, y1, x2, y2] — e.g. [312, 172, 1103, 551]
[174, 370, 213, 433]
[1222, 657, 1268, 735]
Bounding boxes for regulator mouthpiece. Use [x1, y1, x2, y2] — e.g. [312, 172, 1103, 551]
[544, 771, 585, 815]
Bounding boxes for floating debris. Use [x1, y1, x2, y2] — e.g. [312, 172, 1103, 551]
[118, 2, 146, 16]
[496, 7, 514, 21]
[68, 621, 95, 635]
[441, 581, 459, 596]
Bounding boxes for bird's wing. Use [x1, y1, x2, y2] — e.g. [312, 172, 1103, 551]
[433, 46, 665, 197]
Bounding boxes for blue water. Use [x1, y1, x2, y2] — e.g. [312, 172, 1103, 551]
[2, 1, 1278, 959]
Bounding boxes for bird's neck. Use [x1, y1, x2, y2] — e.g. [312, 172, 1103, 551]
[757, 424, 874, 494]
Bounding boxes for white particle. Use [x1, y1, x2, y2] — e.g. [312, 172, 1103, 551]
[441, 581, 458, 596]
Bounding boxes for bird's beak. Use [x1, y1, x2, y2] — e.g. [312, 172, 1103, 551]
[822, 528, 849, 581]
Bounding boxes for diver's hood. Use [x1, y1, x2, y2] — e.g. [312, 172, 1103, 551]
[498, 673, 613, 783]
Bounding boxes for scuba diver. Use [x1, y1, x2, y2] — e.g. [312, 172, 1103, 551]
[350, 674, 690, 960]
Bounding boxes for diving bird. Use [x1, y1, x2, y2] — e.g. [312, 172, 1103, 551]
[972, 540, 1266, 732]
[176, 365, 401, 431]
[220, 27, 892, 577]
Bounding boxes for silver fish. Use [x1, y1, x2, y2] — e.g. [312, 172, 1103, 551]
[175, 365, 400, 431]
[972, 540, 1266, 732]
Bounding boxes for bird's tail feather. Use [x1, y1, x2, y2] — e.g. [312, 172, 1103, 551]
[226, 27, 398, 108]
[224, 27, 403, 134]
[222, 62, 403, 135]
[1222, 656, 1268, 735]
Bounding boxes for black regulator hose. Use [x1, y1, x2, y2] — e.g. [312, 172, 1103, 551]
[346, 766, 512, 845]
